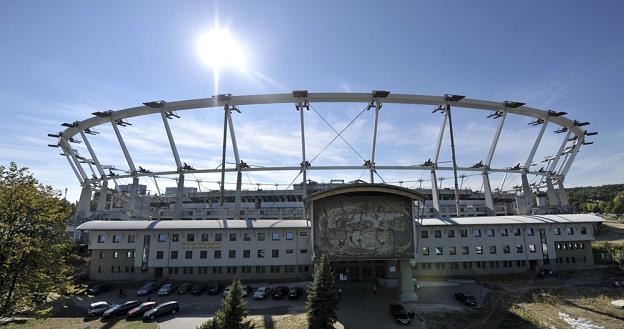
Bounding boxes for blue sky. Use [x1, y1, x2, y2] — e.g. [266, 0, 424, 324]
[1, 1, 623, 202]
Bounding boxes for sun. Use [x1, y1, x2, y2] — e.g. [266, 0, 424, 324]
[197, 27, 246, 71]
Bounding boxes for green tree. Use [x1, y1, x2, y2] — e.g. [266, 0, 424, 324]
[0, 163, 75, 317]
[612, 192, 624, 215]
[306, 254, 339, 329]
[196, 279, 254, 329]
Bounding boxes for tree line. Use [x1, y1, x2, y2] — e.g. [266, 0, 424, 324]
[566, 184, 624, 215]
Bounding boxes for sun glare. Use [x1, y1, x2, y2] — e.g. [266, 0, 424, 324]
[197, 27, 246, 71]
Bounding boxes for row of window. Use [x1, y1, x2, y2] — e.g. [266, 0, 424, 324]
[156, 248, 309, 260]
[97, 231, 308, 244]
[421, 226, 587, 239]
[167, 265, 309, 275]
[421, 244, 538, 256]
[556, 242, 586, 250]
[99, 251, 135, 259]
[98, 265, 135, 273]
[416, 260, 527, 271]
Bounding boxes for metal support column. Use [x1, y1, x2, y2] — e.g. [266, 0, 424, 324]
[161, 112, 182, 169]
[175, 173, 184, 220]
[80, 131, 106, 177]
[482, 173, 495, 215]
[128, 176, 139, 212]
[370, 101, 381, 183]
[482, 112, 507, 215]
[63, 141, 89, 183]
[226, 106, 242, 220]
[560, 140, 583, 178]
[63, 151, 84, 185]
[431, 110, 448, 215]
[446, 105, 461, 217]
[97, 179, 109, 211]
[525, 119, 549, 168]
[110, 119, 136, 173]
[219, 105, 228, 208]
[77, 184, 92, 213]
[297, 101, 308, 196]
[430, 170, 441, 216]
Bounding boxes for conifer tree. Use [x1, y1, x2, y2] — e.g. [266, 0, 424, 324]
[197, 279, 255, 329]
[306, 254, 339, 329]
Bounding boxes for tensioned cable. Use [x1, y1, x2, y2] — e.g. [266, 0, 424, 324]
[308, 103, 367, 162]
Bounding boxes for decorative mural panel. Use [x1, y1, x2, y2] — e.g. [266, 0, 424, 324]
[313, 195, 414, 260]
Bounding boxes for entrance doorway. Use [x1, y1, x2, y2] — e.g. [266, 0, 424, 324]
[333, 260, 387, 281]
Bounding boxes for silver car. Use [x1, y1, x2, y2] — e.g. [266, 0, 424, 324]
[87, 301, 112, 317]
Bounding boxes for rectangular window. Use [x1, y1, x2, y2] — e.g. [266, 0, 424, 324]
[187, 233, 194, 242]
[272, 249, 279, 258]
[99, 251, 104, 258]
[200, 250, 207, 259]
[243, 250, 250, 258]
[256, 266, 266, 273]
[473, 229, 481, 237]
[229, 233, 236, 241]
[500, 228, 508, 236]
[513, 228, 521, 236]
[215, 233, 222, 241]
[257, 233, 265, 241]
[580, 227, 587, 235]
[300, 249, 308, 254]
[185, 250, 192, 259]
[171, 251, 178, 259]
[567, 227, 574, 235]
[515, 245, 523, 253]
[422, 247, 430, 256]
[476, 246, 483, 254]
[257, 250, 265, 258]
[299, 231, 308, 236]
[449, 246, 456, 255]
[489, 246, 496, 254]
[272, 232, 280, 240]
[201, 233, 209, 241]
[112, 235, 121, 243]
[229, 250, 236, 258]
[128, 235, 135, 243]
[214, 250, 221, 259]
[286, 232, 294, 240]
[97, 235, 105, 243]
[98, 266, 102, 273]
[213, 266, 222, 274]
[244, 233, 251, 241]
[113, 251, 119, 258]
[553, 228, 561, 235]
[434, 230, 442, 238]
[435, 247, 443, 255]
[286, 249, 294, 254]
[460, 230, 468, 238]
[447, 230, 455, 238]
[462, 246, 469, 255]
[529, 244, 536, 253]
[527, 228, 534, 236]
[487, 229, 495, 237]
[503, 245, 510, 253]
[421, 230, 429, 238]
[126, 251, 133, 258]
[172, 234, 179, 242]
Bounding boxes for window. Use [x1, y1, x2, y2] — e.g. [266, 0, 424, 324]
[256, 266, 266, 273]
[286, 232, 294, 240]
[214, 250, 221, 259]
[242, 266, 252, 273]
[515, 245, 523, 253]
[270, 265, 280, 273]
[435, 247, 443, 255]
[300, 249, 308, 254]
[447, 230, 455, 238]
[99, 251, 104, 258]
[244, 233, 251, 241]
[529, 244, 536, 253]
[476, 246, 483, 254]
[527, 228, 534, 236]
[503, 245, 510, 254]
[243, 250, 250, 258]
[257, 250, 265, 258]
[113, 251, 119, 258]
[227, 266, 237, 274]
[171, 234, 178, 242]
[422, 247, 430, 256]
[97, 235, 105, 243]
[98, 266, 102, 273]
[213, 266, 222, 274]
[553, 228, 561, 235]
[257, 233, 265, 241]
[580, 227, 587, 235]
[449, 247, 456, 255]
[421, 230, 429, 238]
[171, 251, 178, 259]
[566, 227, 574, 235]
[126, 251, 134, 258]
[286, 249, 294, 254]
[272, 232, 280, 240]
[500, 228, 508, 237]
[462, 246, 469, 255]
[185, 250, 193, 259]
[200, 250, 207, 259]
[128, 235, 135, 243]
[489, 246, 497, 254]
[460, 230, 467, 238]
[473, 229, 481, 237]
[513, 228, 521, 236]
[229, 233, 236, 241]
[299, 231, 308, 236]
[487, 229, 495, 237]
[187, 233, 194, 242]
[227, 250, 235, 258]
[201, 233, 209, 241]
[434, 230, 442, 238]
[272, 249, 279, 258]
[215, 233, 222, 241]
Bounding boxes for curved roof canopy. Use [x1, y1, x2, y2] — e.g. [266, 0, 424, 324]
[305, 183, 426, 203]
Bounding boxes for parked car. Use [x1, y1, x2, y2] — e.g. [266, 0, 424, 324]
[137, 281, 160, 297]
[126, 301, 157, 320]
[157, 283, 178, 296]
[207, 283, 224, 295]
[143, 301, 180, 321]
[288, 287, 305, 300]
[272, 286, 290, 300]
[224, 285, 253, 298]
[86, 301, 112, 317]
[177, 282, 191, 294]
[191, 284, 207, 295]
[389, 303, 415, 325]
[455, 292, 477, 306]
[253, 287, 272, 300]
[102, 300, 141, 319]
[88, 283, 113, 295]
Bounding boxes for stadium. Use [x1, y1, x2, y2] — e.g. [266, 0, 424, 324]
[49, 91, 603, 301]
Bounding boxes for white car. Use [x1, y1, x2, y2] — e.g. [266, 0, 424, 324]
[87, 301, 112, 317]
[253, 286, 272, 300]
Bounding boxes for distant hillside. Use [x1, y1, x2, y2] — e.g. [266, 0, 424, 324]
[566, 184, 624, 214]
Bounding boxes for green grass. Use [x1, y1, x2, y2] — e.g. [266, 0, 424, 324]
[0, 317, 157, 329]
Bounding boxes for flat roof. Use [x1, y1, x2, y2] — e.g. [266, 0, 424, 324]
[77, 219, 310, 231]
[420, 214, 604, 226]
